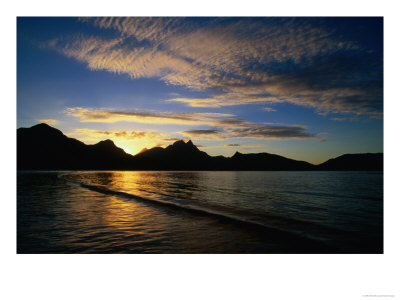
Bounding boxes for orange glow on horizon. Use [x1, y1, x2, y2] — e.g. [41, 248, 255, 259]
[113, 139, 152, 156]
[67, 128, 168, 156]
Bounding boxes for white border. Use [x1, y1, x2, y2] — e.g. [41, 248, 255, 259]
[3, 1, 399, 299]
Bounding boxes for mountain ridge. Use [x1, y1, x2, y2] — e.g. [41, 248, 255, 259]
[17, 123, 383, 171]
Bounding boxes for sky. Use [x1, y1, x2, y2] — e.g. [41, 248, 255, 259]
[17, 17, 383, 164]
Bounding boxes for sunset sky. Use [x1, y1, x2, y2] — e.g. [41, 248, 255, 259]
[17, 17, 383, 164]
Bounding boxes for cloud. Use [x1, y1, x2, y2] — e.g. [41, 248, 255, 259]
[180, 129, 221, 135]
[66, 107, 233, 125]
[166, 95, 279, 108]
[225, 144, 241, 147]
[161, 137, 182, 142]
[68, 127, 179, 155]
[44, 17, 382, 115]
[330, 117, 347, 121]
[67, 107, 316, 141]
[74, 128, 157, 140]
[39, 119, 58, 125]
[262, 107, 277, 112]
[330, 116, 361, 122]
[179, 129, 226, 140]
[166, 98, 225, 108]
[226, 125, 315, 140]
[180, 124, 315, 141]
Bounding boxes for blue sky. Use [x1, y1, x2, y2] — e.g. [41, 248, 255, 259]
[17, 17, 383, 164]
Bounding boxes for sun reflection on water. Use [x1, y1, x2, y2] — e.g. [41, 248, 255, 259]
[18, 171, 383, 253]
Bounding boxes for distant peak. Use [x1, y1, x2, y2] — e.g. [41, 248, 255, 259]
[186, 140, 200, 151]
[96, 139, 116, 147]
[31, 123, 58, 131]
[138, 147, 148, 154]
[172, 140, 186, 146]
[33, 123, 52, 128]
[232, 151, 242, 158]
[166, 139, 200, 153]
[28, 123, 64, 135]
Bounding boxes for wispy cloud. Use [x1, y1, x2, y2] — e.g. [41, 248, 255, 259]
[180, 124, 315, 140]
[161, 137, 182, 142]
[74, 128, 157, 140]
[66, 107, 233, 125]
[330, 116, 361, 122]
[226, 125, 315, 140]
[67, 107, 316, 141]
[45, 17, 382, 115]
[166, 98, 225, 108]
[262, 107, 277, 112]
[166, 95, 279, 108]
[330, 117, 347, 121]
[179, 129, 226, 140]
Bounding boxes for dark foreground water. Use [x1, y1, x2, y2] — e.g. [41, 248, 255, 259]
[17, 171, 383, 253]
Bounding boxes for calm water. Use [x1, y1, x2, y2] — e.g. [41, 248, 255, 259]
[17, 171, 383, 253]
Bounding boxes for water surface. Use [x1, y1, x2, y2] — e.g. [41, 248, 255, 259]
[17, 171, 383, 253]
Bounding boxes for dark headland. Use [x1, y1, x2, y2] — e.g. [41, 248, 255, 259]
[17, 123, 383, 171]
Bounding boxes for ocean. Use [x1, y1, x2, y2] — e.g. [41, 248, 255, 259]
[17, 171, 383, 253]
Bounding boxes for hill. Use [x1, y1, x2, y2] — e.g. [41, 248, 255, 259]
[17, 123, 383, 171]
[17, 123, 134, 170]
[318, 153, 383, 171]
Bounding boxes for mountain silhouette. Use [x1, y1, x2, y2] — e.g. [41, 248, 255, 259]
[229, 151, 315, 170]
[17, 123, 134, 170]
[318, 153, 383, 171]
[17, 123, 383, 171]
[135, 139, 211, 170]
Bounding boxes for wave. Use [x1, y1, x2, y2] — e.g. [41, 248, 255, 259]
[283, 190, 382, 201]
[59, 175, 277, 228]
[57, 173, 347, 251]
[58, 174, 334, 241]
